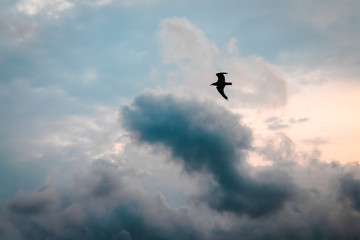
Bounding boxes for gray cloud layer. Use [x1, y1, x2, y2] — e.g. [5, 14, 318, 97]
[122, 93, 294, 217]
[2, 93, 360, 240]
[2, 160, 202, 240]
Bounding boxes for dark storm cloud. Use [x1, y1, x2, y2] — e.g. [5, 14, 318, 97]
[339, 174, 360, 211]
[209, 159, 360, 240]
[6, 158, 360, 240]
[2, 93, 360, 240]
[2, 160, 203, 240]
[211, 218, 345, 240]
[122, 93, 294, 217]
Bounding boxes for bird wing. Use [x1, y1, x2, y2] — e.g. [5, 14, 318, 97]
[216, 72, 227, 83]
[216, 85, 228, 100]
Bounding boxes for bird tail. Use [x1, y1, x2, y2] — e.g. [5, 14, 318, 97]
[225, 82, 232, 85]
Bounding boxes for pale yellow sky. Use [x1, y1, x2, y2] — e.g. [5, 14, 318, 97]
[287, 81, 360, 163]
[239, 80, 360, 165]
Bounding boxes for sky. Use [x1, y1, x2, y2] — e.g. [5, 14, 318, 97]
[1, 0, 360, 239]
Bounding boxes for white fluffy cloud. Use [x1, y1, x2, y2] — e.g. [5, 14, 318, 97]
[16, 0, 73, 17]
[157, 17, 288, 108]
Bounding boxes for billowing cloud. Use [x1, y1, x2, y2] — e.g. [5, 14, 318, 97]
[1, 92, 360, 239]
[1, 2, 360, 239]
[122, 93, 294, 217]
[2, 160, 203, 240]
[119, 93, 360, 239]
[210, 149, 360, 239]
[157, 17, 288, 108]
[158, 17, 218, 66]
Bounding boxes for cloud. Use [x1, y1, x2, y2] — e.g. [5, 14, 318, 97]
[157, 17, 288, 108]
[4, 155, 360, 240]
[2, 92, 360, 239]
[264, 117, 309, 131]
[1, 6, 360, 239]
[0, 4, 37, 46]
[290, 118, 309, 124]
[7, 188, 56, 216]
[303, 137, 329, 145]
[277, 0, 360, 82]
[0, 19, 35, 44]
[0, 78, 127, 201]
[339, 174, 360, 211]
[122, 93, 294, 217]
[16, 0, 73, 17]
[256, 133, 297, 165]
[81, 0, 163, 7]
[289, 0, 360, 30]
[2, 160, 203, 240]
[158, 17, 218, 66]
[209, 158, 360, 240]
[265, 117, 289, 130]
[120, 92, 360, 238]
[268, 123, 289, 131]
[81, 0, 114, 6]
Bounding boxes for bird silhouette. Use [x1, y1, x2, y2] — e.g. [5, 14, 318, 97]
[210, 72, 232, 100]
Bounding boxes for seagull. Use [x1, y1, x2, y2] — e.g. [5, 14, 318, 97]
[210, 72, 232, 100]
